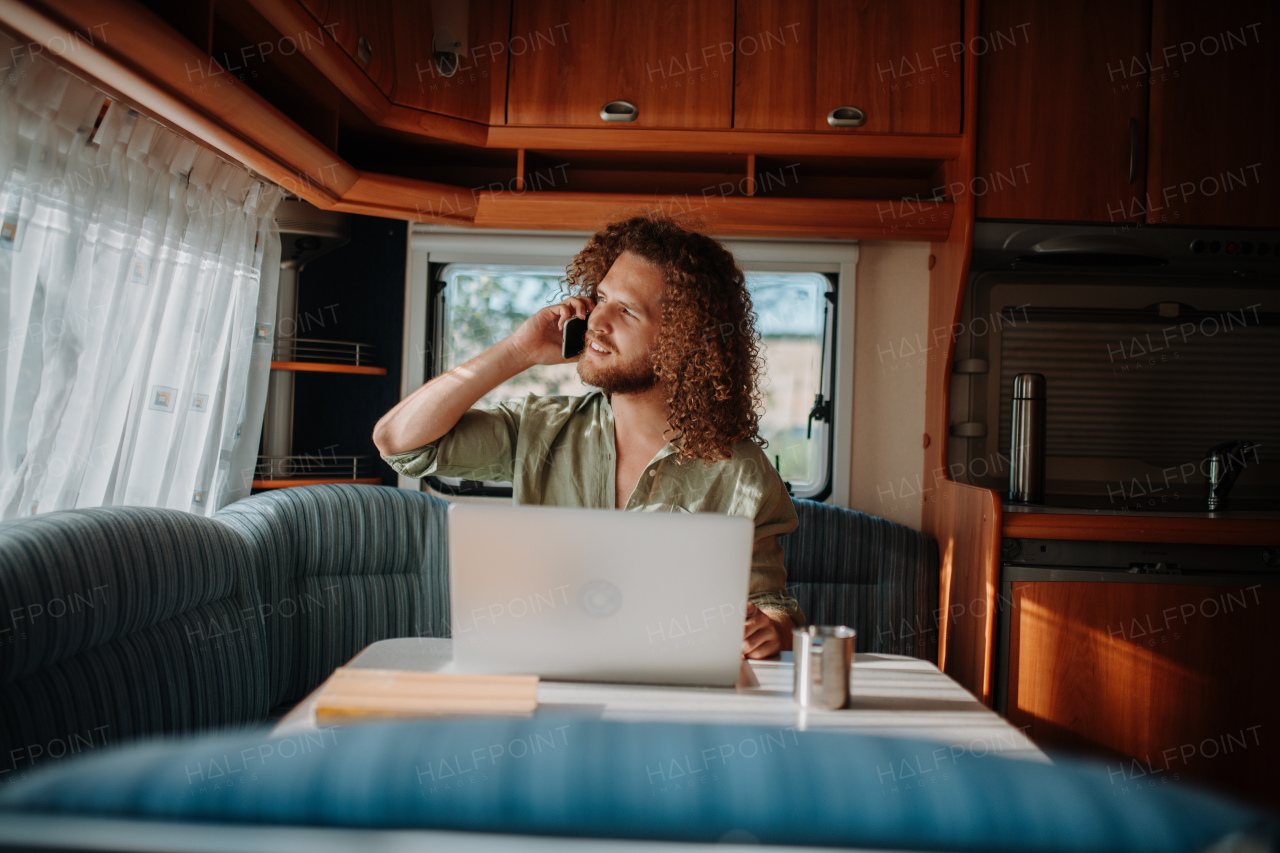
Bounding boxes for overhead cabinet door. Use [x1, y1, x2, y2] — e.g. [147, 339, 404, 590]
[325, 0, 397, 97]
[390, 0, 511, 124]
[507, 0, 736, 129]
[1146, 0, 1279, 227]
[734, 0, 963, 133]
[975, 0, 1150, 221]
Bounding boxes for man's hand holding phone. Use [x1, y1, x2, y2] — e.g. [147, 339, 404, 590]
[507, 296, 594, 368]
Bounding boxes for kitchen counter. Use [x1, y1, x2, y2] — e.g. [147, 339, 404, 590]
[1001, 504, 1280, 546]
[998, 493, 1279, 545]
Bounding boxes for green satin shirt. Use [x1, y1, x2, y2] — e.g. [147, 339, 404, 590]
[380, 390, 803, 620]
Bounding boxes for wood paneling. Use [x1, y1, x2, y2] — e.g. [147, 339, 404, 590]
[1008, 580, 1280, 809]
[920, 0, 999, 705]
[245, 0, 490, 145]
[1146, 0, 1280, 227]
[487, 125, 962, 156]
[324, 0, 395, 96]
[1004, 512, 1280, 546]
[336, 172, 478, 221]
[508, 0, 735, 129]
[933, 481, 1002, 705]
[975, 0, 1149, 222]
[471, 192, 952, 240]
[390, 0, 510, 125]
[297, 0, 327, 21]
[735, 0, 962, 134]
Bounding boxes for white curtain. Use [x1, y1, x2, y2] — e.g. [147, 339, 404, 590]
[0, 44, 283, 519]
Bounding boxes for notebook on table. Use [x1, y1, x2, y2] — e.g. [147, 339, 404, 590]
[448, 503, 754, 687]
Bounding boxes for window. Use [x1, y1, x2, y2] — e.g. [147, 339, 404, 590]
[428, 263, 836, 498]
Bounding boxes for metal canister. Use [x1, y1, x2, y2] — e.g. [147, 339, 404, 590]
[1009, 373, 1046, 503]
[792, 625, 856, 710]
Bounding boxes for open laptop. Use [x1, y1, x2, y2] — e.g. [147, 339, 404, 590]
[447, 503, 754, 687]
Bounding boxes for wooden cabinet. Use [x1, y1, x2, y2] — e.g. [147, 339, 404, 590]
[324, 0, 396, 97]
[507, 0, 736, 129]
[975, 0, 1149, 222]
[298, 0, 327, 21]
[735, 0, 962, 134]
[389, 0, 510, 124]
[978, 0, 1278, 226]
[1006, 580, 1280, 809]
[1146, 0, 1279, 228]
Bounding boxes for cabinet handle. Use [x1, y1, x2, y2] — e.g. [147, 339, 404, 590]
[357, 35, 373, 65]
[827, 106, 866, 128]
[1128, 117, 1138, 184]
[600, 101, 638, 122]
[431, 34, 462, 79]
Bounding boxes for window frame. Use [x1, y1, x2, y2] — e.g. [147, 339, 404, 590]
[399, 227, 859, 507]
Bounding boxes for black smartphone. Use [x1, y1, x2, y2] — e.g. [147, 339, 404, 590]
[562, 314, 589, 358]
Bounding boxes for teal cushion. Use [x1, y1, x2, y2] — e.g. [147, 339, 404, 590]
[784, 500, 939, 660]
[0, 717, 1269, 851]
[212, 484, 450, 708]
[0, 508, 269, 768]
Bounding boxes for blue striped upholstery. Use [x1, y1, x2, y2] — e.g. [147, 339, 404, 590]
[0, 508, 269, 777]
[783, 500, 939, 661]
[211, 485, 451, 709]
[0, 717, 1270, 851]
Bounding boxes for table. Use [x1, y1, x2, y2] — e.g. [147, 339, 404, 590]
[273, 639, 1046, 763]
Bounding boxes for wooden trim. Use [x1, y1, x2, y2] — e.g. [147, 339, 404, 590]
[745, 154, 755, 197]
[336, 172, 478, 222]
[1003, 512, 1280, 547]
[270, 361, 387, 375]
[384, 103, 490, 148]
[0, 0, 358, 205]
[473, 192, 952, 241]
[921, 0, 993, 704]
[933, 480, 1002, 705]
[253, 477, 384, 488]
[487, 125, 962, 158]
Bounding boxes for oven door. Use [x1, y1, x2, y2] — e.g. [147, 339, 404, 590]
[994, 546, 1280, 808]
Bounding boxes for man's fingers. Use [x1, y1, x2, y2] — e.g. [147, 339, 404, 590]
[743, 631, 779, 659]
[564, 296, 593, 319]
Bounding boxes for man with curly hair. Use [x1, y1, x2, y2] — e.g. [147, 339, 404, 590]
[374, 214, 802, 658]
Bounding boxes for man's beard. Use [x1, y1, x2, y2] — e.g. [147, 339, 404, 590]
[577, 336, 660, 395]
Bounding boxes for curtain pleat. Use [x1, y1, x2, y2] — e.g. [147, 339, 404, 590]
[0, 37, 283, 519]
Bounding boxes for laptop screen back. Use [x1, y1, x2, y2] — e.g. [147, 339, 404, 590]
[448, 504, 753, 686]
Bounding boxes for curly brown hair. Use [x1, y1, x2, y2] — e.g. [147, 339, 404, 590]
[561, 214, 765, 464]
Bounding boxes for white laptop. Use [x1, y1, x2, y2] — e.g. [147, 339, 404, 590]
[447, 503, 754, 687]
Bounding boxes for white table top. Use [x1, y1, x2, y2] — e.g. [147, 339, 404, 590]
[273, 639, 1046, 763]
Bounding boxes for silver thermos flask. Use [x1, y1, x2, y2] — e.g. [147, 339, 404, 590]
[1009, 373, 1046, 503]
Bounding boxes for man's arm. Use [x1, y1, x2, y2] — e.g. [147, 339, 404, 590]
[741, 459, 803, 660]
[373, 295, 593, 456]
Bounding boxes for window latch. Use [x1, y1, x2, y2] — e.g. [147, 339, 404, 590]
[806, 394, 831, 439]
